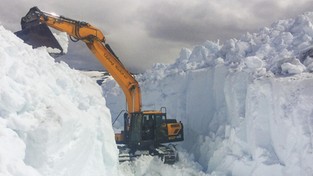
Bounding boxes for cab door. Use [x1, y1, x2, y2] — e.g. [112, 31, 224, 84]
[155, 114, 168, 143]
[141, 114, 155, 141]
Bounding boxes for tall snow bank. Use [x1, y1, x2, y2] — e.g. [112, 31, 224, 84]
[0, 26, 118, 176]
[103, 12, 313, 175]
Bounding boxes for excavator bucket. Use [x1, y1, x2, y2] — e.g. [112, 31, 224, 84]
[15, 23, 64, 57]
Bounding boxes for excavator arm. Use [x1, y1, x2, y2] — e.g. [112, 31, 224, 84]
[16, 7, 184, 164]
[19, 6, 141, 113]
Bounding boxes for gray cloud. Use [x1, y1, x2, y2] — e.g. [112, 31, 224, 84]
[139, 0, 313, 44]
[1, 0, 313, 73]
[139, 1, 255, 42]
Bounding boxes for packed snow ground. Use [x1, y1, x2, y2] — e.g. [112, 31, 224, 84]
[103, 12, 313, 175]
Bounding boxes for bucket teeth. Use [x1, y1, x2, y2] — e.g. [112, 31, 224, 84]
[15, 23, 64, 57]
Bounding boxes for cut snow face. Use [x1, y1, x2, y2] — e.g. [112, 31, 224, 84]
[0, 26, 118, 176]
[103, 12, 313, 175]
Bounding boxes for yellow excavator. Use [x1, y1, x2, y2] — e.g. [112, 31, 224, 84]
[15, 7, 184, 164]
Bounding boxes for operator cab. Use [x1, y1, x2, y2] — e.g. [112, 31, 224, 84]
[115, 108, 183, 148]
[115, 108, 184, 150]
[141, 111, 168, 143]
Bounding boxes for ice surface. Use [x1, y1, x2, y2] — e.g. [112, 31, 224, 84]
[0, 26, 118, 176]
[103, 12, 313, 176]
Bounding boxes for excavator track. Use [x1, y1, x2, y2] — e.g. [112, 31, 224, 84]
[118, 144, 178, 164]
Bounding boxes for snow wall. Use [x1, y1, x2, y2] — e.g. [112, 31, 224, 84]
[0, 26, 118, 176]
[103, 12, 313, 175]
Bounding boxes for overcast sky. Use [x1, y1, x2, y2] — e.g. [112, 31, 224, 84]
[1, 0, 313, 73]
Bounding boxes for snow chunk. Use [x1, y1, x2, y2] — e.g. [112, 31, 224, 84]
[281, 61, 305, 75]
[243, 56, 264, 71]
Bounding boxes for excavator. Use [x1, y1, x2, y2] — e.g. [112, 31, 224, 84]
[15, 7, 184, 164]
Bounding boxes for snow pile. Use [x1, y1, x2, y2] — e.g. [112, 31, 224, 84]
[0, 26, 118, 176]
[103, 12, 313, 175]
[140, 12, 313, 79]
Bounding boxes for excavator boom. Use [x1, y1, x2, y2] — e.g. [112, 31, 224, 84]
[16, 6, 141, 113]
